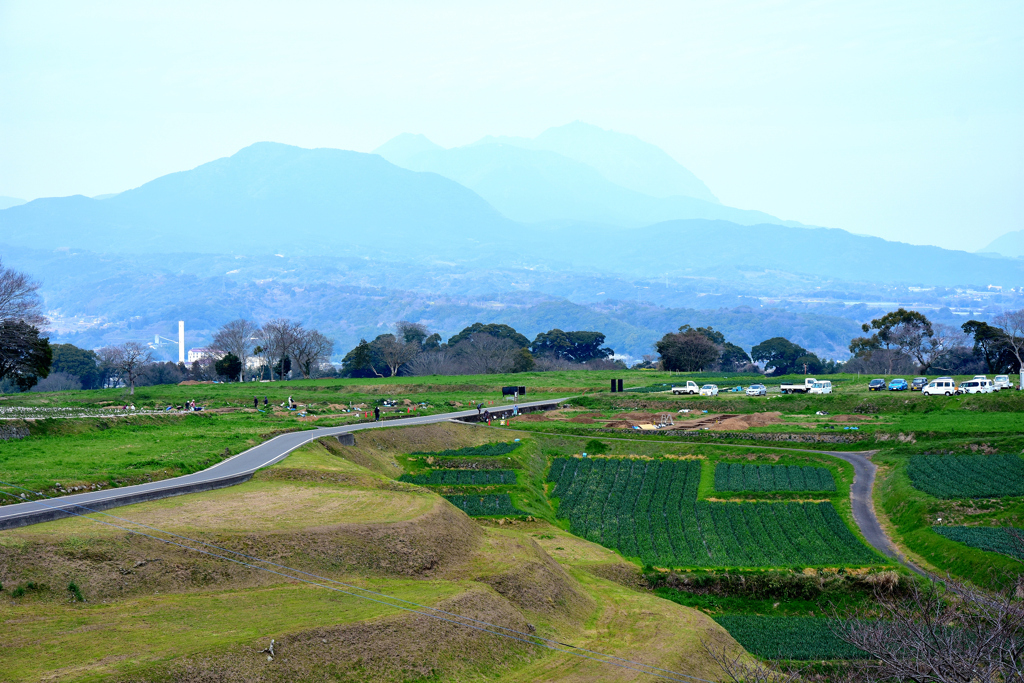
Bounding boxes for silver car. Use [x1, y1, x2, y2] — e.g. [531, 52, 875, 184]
[745, 384, 766, 396]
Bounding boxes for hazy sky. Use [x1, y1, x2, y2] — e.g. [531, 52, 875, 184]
[1, 1, 1021, 251]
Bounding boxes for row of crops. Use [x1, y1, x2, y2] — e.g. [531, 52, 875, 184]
[398, 470, 517, 486]
[907, 454, 1024, 498]
[712, 615, 866, 660]
[932, 526, 1024, 561]
[715, 463, 836, 492]
[443, 494, 526, 516]
[412, 442, 520, 458]
[547, 457, 876, 567]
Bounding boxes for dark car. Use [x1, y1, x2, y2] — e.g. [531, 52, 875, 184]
[868, 378, 886, 391]
[911, 377, 928, 391]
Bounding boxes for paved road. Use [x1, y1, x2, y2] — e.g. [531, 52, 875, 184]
[0, 398, 566, 530]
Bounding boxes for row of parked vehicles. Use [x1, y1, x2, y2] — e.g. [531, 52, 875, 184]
[670, 378, 833, 397]
[868, 375, 1016, 395]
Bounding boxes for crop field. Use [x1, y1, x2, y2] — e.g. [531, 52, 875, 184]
[714, 463, 835, 492]
[932, 526, 1024, 561]
[907, 454, 1024, 498]
[547, 457, 876, 567]
[442, 493, 527, 516]
[398, 470, 518, 486]
[412, 442, 522, 457]
[712, 615, 866, 660]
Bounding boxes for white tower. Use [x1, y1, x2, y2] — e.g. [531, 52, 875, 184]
[178, 321, 185, 364]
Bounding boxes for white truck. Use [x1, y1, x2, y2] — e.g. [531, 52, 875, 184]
[671, 381, 699, 395]
[779, 378, 818, 394]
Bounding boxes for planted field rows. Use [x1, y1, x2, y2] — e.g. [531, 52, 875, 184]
[715, 463, 835, 492]
[412, 442, 520, 458]
[443, 493, 526, 516]
[548, 458, 876, 567]
[907, 454, 1024, 498]
[932, 526, 1024, 561]
[398, 470, 517, 486]
[713, 615, 867, 660]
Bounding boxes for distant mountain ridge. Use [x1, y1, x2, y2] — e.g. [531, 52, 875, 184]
[979, 230, 1024, 258]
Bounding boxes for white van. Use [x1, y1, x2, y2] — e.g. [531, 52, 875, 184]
[672, 381, 699, 395]
[809, 380, 832, 394]
[994, 375, 1013, 390]
[922, 378, 956, 396]
[957, 380, 986, 395]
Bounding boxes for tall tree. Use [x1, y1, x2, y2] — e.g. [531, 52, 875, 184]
[447, 323, 530, 349]
[993, 309, 1024, 376]
[0, 258, 45, 326]
[99, 341, 152, 395]
[212, 319, 259, 382]
[531, 329, 613, 363]
[374, 333, 418, 377]
[257, 319, 298, 381]
[751, 337, 816, 375]
[962, 319, 1015, 373]
[50, 343, 100, 390]
[291, 329, 334, 378]
[0, 320, 51, 391]
[656, 328, 721, 371]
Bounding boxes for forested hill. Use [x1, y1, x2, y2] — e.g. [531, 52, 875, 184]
[0, 142, 511, 255]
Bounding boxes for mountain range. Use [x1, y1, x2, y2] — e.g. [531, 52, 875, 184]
[1, 122, 1021, 360]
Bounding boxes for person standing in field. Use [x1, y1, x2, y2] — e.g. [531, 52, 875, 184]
[374, 406, 380, 421]
[254, 396, 258, 409]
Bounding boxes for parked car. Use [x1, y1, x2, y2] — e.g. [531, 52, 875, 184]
[980, 379, 996, 393]
[671, 381, 699, 395]
[922, 378, 956, 396]
[699, 384, 719, 397]
[868, 378, 886, 391]
[911, 377, 928, 391]
[957, 379, 986, 395]
[745, 384, 767, 396]
[994, 375, 1014, 390]
[888, 378, 909, 391]
[809, 380, 833, 394]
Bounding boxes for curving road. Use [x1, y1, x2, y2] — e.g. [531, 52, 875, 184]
[0, 399, 565, 530]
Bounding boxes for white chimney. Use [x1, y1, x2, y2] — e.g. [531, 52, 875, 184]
[178, 321, 185, 363]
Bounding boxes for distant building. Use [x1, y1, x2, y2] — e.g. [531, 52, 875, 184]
[188, 347, 216, 363]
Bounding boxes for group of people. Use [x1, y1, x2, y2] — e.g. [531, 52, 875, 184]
[164, 399, 201, 412]
[253, 396, 269, 410]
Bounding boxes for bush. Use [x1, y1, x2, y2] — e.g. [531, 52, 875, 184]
[583, 439, 608, 455]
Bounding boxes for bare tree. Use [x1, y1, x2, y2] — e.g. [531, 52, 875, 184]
[451, 333, 519, 374]
[831, 575, 1024, 683]
[291, 329, 334, 378]
[376, 334, 419, 376]
[257, 319, 299, 381]
[100, 342, 153, 395]
[993, 309, 1024, 380]
[700, 639, 801, 683]
[408, 348, 458, 376]
[212, 319, 259, 382]
[0, 258, 45, 326]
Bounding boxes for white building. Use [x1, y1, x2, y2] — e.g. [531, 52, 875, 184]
[188, 347, 216, 363]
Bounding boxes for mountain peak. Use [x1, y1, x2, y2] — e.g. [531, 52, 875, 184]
[374, 133, 443, 167]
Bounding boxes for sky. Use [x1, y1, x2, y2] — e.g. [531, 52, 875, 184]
[0, 0, 1021, 252]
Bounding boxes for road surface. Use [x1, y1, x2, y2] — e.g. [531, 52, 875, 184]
[0, 399, 565, 530]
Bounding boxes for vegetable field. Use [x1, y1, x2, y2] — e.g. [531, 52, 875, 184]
[715, 463, 835, 492]
[412, 442, 520, 458]
[713, 615, 866, 660]
[907, 454, 1024, 498]
[548, 458, 875, 567]
[932, 526, 1024, 561]
[399, 470, 518, 486]
[443, 493, 526, 516]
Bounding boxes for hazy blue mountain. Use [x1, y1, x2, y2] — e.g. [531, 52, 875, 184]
[0, 196, 25, 210]
[978, 230, 1024, 258]
[0, 142, 509, 254]
[381, 139, 784, 227]
[483, 121, 719, 202]
[372, 133, 443, 167]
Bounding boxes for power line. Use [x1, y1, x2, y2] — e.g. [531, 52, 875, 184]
[0, 483, 715, 683]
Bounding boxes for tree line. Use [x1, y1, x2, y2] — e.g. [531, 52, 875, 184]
[340, 322, 620, 377]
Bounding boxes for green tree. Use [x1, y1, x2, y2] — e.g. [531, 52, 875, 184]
[50, 343, 100, 389]
[961, 320, 1014, 373]
[447, 323, 530, 349]
[512, 347, 535, 373]
[530, 329, 613, 362]
[751, 337, 816, 375]
[719, 342, 751, 371]
[0, 320, 51, 391]
[215, 353, 242, 381]
[656, 328, 720, 371]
